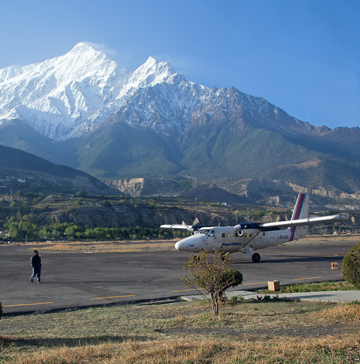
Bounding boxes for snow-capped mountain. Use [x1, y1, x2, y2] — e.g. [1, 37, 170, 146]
[0, 43, 210, 140]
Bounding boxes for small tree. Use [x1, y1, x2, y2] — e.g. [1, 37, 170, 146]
[181, 251, 243, 316]
[75, 190, 86, 198]
[342, 243, 360, 289]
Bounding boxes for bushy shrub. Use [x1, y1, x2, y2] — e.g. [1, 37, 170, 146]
[342, 243, 360, 289]
[181, 251, 243, 316]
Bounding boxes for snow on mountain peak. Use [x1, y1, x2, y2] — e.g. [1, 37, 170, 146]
[69, 42, 97, 53]
[48, 42, 125, 87]
[116, 56, 177, 101]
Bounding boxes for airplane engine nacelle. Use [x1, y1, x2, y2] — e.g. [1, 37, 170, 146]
[234, 223, 262, 237]
[237, 229, 262, 237]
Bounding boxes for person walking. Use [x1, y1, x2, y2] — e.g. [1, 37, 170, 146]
[30, 250, 42, 283]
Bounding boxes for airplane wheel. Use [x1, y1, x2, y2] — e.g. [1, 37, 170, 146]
[252, 253, 261, 263]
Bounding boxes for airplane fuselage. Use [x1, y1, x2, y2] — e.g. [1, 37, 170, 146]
[166, 194, 345, 263]
[174, 225, 305, 255]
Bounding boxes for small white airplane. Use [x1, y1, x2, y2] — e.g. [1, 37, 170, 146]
[161, 193, 346, 262]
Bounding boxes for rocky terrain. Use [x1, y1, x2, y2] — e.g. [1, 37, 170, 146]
[104, 177, 360, 210]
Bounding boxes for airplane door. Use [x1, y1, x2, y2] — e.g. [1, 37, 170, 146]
[205, 229, 217, 249]
[251, 232, 262, 248]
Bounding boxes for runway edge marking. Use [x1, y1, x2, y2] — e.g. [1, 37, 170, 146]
[292, 276, 322, 281]
[91, 295, 135, 300]
[4, 301, 53, 307]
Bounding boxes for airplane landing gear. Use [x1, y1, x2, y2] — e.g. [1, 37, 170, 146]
[252, 253, 261, 263]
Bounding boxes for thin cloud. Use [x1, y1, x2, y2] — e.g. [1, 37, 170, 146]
[152, 53, 206, 78]
[83, 42, 118, 56]
[82, 41, 134, 68]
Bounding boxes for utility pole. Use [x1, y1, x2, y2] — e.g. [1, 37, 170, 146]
[235, 210, 239, 225]
[10, 189, 13, 218]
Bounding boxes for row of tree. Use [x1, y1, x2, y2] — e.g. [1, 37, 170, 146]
[3, 214, 188, 241]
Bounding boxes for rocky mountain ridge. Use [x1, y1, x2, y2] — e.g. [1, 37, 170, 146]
[2, 43, 359, 145]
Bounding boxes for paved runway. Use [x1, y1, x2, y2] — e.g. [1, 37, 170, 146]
[0, 240, 355, 315]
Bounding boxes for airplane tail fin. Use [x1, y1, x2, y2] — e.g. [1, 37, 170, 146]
[291, 193, 309, 220]
[290, 193, 309, 240]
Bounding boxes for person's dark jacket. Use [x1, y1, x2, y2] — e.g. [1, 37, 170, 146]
[31, 255, 41, 269]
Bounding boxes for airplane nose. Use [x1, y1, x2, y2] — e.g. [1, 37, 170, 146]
[175, 240, 182, 250]
[175, 239, 190, 251]
[174, 235, 203, 251]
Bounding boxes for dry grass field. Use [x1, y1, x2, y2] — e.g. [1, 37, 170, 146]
[1, 298, 360, 363]
[22, 234, 360, 254]
[24, 239, 177, 253]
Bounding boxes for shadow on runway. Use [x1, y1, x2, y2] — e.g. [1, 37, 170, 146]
[232, 255, 344, 265]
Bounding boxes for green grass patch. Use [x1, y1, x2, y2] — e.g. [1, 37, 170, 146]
[259, 280, 356, 294]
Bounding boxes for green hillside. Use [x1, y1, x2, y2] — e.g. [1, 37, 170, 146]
[0, 144, 110, 194]
[61, 121, 360, 195]
[72, 122, 182, 179]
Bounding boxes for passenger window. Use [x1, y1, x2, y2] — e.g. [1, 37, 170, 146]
[227, 233, 230, 238]
[222, 233, 225, 238]
[235, 233, 238, 237]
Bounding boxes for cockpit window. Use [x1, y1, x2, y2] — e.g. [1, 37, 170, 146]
[199, 229, 210, 235]
[209, 230, 215, 237]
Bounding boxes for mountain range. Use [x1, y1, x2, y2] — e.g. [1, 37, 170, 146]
[0, 43, 360, 206]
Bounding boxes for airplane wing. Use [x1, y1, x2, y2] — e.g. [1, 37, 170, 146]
[260, 214, 346, 230]
[160, 223, 191, 230]
[160, 218, 200, 231]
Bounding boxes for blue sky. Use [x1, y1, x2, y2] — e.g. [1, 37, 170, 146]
[0, 0, 359, 129]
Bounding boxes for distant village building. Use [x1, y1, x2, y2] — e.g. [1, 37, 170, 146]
[0, 230, 9, 237]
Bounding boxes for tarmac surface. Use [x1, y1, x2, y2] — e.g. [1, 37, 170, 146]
[0, 239, 359, 315]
